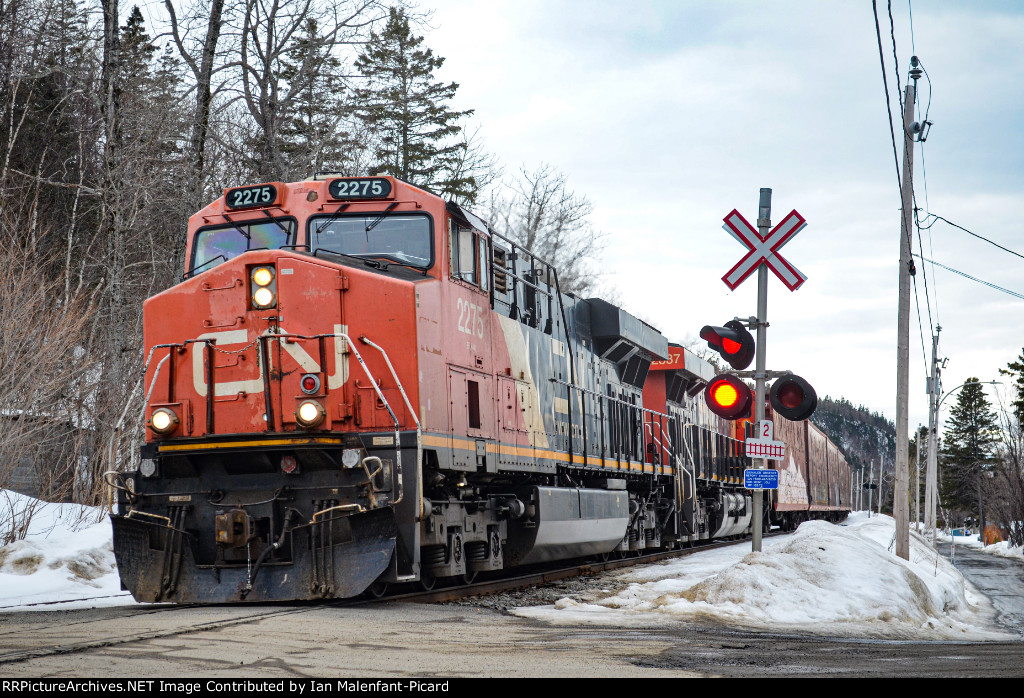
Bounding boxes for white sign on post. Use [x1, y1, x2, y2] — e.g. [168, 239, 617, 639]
[745, 420, 786, 460]
[721, 209, 808, 291]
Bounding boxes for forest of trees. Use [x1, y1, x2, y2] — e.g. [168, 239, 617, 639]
[0, 0, 606, 523]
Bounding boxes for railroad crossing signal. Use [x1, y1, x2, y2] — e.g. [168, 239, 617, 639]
[700, 320, 754, 370]
[703, 374, 752, 420]
[722, 208, 808, 291]
[769, 374, 818, 421]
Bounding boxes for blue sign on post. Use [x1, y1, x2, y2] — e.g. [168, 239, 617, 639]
[744, 468, 779, 490]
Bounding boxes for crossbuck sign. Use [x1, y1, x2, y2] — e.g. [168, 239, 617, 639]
[722, 209, 808, 291]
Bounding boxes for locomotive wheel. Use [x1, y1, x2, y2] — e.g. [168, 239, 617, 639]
[461, 570, 478, 585]
[368, 581, 389, 598]
[419, 573, 436, 591]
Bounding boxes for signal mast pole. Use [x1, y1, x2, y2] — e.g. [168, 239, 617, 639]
[751, 188, 771, 554]
[894, 61, 921, 561]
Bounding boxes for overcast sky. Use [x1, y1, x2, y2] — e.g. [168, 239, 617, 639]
[426, 0, 1024, 433]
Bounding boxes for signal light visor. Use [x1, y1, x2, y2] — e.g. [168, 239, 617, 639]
[699, 320, 755, 370]
[769, 374, 818, 421]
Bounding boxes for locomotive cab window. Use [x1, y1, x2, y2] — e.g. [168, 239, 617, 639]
[309, 213, 433, 269]
[449, 222, 489, 291]
[190, 218, 296, 276]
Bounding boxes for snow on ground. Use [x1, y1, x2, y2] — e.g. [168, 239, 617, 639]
[0, 491, 130, 611]
[933, 526, 1024, 562]
[0, 491, 1022, 641]
[513, 512, 1021, 641]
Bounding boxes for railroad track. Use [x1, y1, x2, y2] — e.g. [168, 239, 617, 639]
[0, 534, 773, 666]
[384, 533, 777, 603]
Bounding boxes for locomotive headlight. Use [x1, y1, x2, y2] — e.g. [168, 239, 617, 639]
[149, 408, 179, 435]
[250, 266, 277, 309]
[295, 400, 326, 428]
[252, 266, 275, 286]
[252, 286, 275, 308]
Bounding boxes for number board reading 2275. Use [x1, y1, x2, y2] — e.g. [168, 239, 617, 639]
[329, 178, 392, 200]
[225, 184, 277, 210]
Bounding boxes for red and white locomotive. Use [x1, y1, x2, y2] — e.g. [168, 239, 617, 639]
[110, 175, 849, 603]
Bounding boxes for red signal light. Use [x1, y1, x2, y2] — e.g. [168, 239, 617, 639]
[711, 381, 740, 407]
[703, 374, 753, 420]
[699, 320, 755, 370]
[722, 337, 742, 354]
[769, 374, 817, 421]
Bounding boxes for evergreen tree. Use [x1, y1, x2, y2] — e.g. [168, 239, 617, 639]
[354, 8, 476, 201]
[278, 18, 358, 179]
[999, 348, 1024, 427]
[940, 378, 999, 521]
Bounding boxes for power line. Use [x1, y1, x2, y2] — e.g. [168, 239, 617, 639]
[913, 275, 929, 372]
[889, 1, 903, 114]
[908, 0, 916, 54]
[923, 213, 1024, 262]
[873, 1, 903, 201]
[915, 219, 934, 334]
[913, 254, 1024, 301]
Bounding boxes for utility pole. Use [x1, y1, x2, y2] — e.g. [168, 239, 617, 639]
[879, 458, 885, 516]
[751, 188, 771, 554]
[868, 460, 874, 517]
[915, 423, 921, 534]
[894, 61, 921, 561]
[925, 327, 942, 547]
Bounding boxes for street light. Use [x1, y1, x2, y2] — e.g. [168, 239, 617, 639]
[935, 380, 1001, 418]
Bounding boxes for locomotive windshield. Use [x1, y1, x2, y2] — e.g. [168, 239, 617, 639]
[310, 213, 432, 269]
[190, 218, 295, 275]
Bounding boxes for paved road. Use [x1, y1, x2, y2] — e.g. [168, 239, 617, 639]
[1, 544, 1022, 678]
[940, 542, 1024, 637]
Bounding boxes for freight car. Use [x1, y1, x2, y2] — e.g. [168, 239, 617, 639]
[768, 409, 852, 530]
[109, 175, 848, 603]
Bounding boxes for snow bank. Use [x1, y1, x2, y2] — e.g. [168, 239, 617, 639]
[513, 513, 1011, 640]
[0, 490, 131, 610]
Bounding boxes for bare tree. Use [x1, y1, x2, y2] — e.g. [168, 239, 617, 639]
[0, 219, 98, 538]
[164, 0, 227, 208]
[992, 357, 1024, 546]
[442, 124, 501, 206]
[489, 164, 607, 297]
[230, 0, 387, 181]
